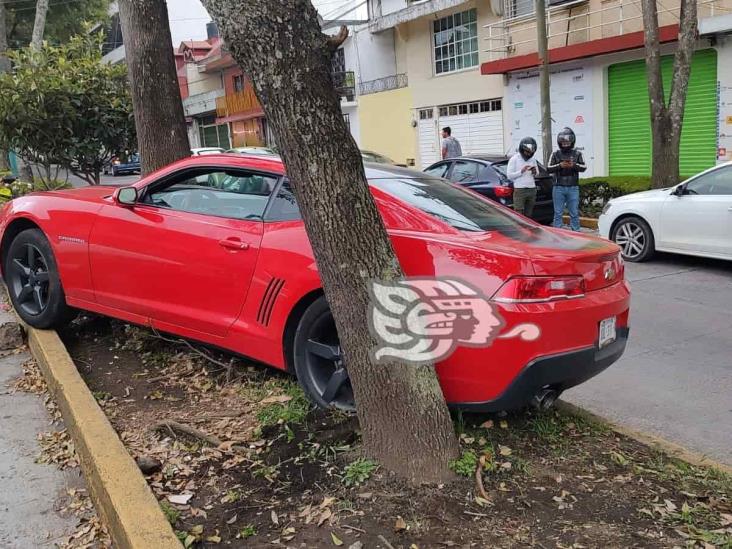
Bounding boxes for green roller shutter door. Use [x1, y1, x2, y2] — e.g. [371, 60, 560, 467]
[608, 49, 717, 177]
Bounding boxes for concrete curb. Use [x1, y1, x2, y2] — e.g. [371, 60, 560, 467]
[557, 400, 732, 476]
[26, 326, 180, 549]
[562, 215, 599, 229]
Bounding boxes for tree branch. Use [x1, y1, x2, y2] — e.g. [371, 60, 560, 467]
[668, 0, 698, 126]
[327, 25, 348, 52]
[640, 0, 665, 119]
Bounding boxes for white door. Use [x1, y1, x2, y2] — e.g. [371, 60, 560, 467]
[659, 165, 732, 256]
[418, 110, 439, 168]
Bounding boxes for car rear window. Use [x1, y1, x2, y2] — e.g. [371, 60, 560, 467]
[370, 177, 534, 233]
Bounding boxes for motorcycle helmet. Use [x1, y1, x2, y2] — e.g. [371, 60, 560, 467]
[557, 127, 576, 151]
[518, 137, 537, 160]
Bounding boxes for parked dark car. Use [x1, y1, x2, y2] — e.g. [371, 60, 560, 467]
[424, 155, 554, 224]
[104, 153, 141, 176]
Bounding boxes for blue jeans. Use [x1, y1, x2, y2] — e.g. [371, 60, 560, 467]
[552, 185, 580, 231]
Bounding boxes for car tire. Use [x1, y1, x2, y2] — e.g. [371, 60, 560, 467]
[611, 216, 655, 262]
[293, 296, 354, 411]
[4, 228, 76, 329]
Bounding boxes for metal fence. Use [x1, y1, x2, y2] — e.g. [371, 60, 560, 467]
[358, 73, 409, 96]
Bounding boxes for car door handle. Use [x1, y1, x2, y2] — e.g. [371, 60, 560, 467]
[219, 238, 249, 250]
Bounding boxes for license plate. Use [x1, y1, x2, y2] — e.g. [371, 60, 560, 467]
[599, 317, 617, 348]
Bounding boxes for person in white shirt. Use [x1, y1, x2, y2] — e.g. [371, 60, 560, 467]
[506, 137, 539, 217]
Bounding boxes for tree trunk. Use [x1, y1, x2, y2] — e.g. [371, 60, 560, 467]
[30, 0, 50, 51]
[202, 0, 459, 483]
[0, 1, 10, 171]
[641, 0, 698, 188]
[118, 0, 190, 175]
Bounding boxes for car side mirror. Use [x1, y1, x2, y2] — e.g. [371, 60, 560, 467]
[672, 184, 686, 196]
[114, 186, 138, 206]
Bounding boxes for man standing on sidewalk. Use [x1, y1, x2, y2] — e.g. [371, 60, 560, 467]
[507, 137, 539, 218]
[441, 127, 463, 160]
[547, 127, 586, 231]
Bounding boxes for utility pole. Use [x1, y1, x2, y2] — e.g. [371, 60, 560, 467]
[536, 0, 552, 164]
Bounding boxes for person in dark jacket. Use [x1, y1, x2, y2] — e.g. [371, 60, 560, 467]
[547, 127, 586, 231]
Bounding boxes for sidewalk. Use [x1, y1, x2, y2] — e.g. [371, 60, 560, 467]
[0, 308, 82, 548]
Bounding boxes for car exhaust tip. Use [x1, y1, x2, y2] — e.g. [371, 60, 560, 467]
[532, 388, 560, 411]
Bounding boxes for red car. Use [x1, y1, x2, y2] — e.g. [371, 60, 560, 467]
[0, 155, 630, 412]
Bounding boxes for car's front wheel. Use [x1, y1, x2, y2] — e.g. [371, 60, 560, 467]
[611, 216, 655, 262]
[4, 228, 75, 329]
[293, 296, 354, 411]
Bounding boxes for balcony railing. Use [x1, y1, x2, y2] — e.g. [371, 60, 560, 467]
[483, 0, 730, 61]
[359, 74, 408, 96]
[183, 89, 225, 117]
[332, 71, 356, 101]
[215, 86, 263, 118]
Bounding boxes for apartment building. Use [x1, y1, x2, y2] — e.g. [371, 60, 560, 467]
[367, 0, 507, 167]
[481, 0, 732, 176]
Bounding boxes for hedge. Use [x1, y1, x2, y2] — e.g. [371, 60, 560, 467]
[578, 176, 653, 217]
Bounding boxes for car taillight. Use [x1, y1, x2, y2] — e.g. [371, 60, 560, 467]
[494, 185, 513, 198]
[491, 276, 586, 303]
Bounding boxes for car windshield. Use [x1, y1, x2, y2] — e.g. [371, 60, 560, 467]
[362, 151, 394, 164]
[370, 177, 535, 233]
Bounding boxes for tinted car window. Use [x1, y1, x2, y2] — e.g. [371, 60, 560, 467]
[370, 177, 534, 232]
[424, 162, 450, 178]
[686, 166, 732, 195]
[477, 165, 503, 184]
[451, 160, 479, 183]
[266, 179, 301, 221]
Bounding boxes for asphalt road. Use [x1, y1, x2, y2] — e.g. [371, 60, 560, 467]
[565, 253, 732, 466]
[65, 170, 139, 188]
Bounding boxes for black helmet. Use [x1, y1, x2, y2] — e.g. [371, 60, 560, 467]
[518, 137, 537, 159]
[557, 127, 576, 150]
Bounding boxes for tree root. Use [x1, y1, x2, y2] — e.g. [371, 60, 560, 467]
[475, 454, 490, 501]
[151, 420, 252, 457]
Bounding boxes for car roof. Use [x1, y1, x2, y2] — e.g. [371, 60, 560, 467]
[140, 154, 432, 182]
[458, 154, 509, 164]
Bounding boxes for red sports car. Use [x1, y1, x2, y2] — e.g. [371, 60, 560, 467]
[0, 154, 630, 411]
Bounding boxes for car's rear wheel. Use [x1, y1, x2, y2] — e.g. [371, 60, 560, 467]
[611, 216, 655, 262]
[293, 297, 354, 411]
[5, 228, 75, 329]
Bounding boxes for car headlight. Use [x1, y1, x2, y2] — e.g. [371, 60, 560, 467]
[601, 201, 612, 215]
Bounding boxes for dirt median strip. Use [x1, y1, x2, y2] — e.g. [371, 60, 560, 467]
[26, 325, 180, 549]
[557, 400, 732, 476]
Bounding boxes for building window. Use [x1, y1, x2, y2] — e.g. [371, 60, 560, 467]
[198, 116, 231, 149]
[343, 113, 351, 132]
[433, 8, 479, 75]
[233, 75, 244, 92]
[508, 0, 534, 19]
[419, 109, 434, 120]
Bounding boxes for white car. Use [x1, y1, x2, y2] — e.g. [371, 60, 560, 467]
[191, 147, 225, 156]
[598, 162, 732, 262]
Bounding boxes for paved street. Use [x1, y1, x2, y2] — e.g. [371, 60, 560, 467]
[65, 170, 139, 188]
[565, 253, 732, 466]
[0, 308, 82, 547]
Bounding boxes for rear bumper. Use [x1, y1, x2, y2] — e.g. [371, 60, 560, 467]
[451, 327, 629, 413]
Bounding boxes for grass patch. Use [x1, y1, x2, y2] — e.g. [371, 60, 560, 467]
[255, 381, 311, 428]
[160, 500, 180, 525]
[450, 450, 478, 478]
[237, 524, 257, 539]
[342, 458, 378, 487]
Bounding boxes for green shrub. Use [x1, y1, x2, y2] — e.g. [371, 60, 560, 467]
[7, 179, 72, 198]
[342, 458, 378, 486]
[578, 176, 653, 217]
[449, 450, 478, 478]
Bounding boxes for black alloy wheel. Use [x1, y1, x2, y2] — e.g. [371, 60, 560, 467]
[293, 297, 355, 411]
[5, 228, 75, 329]
[9, 242, 50, 316]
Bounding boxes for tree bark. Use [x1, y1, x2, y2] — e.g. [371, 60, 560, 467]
[30, 0, 50, 51]
[202, 0, 459, 483]
[118, 0, 190, 174]
[641, 0, 698, 188]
